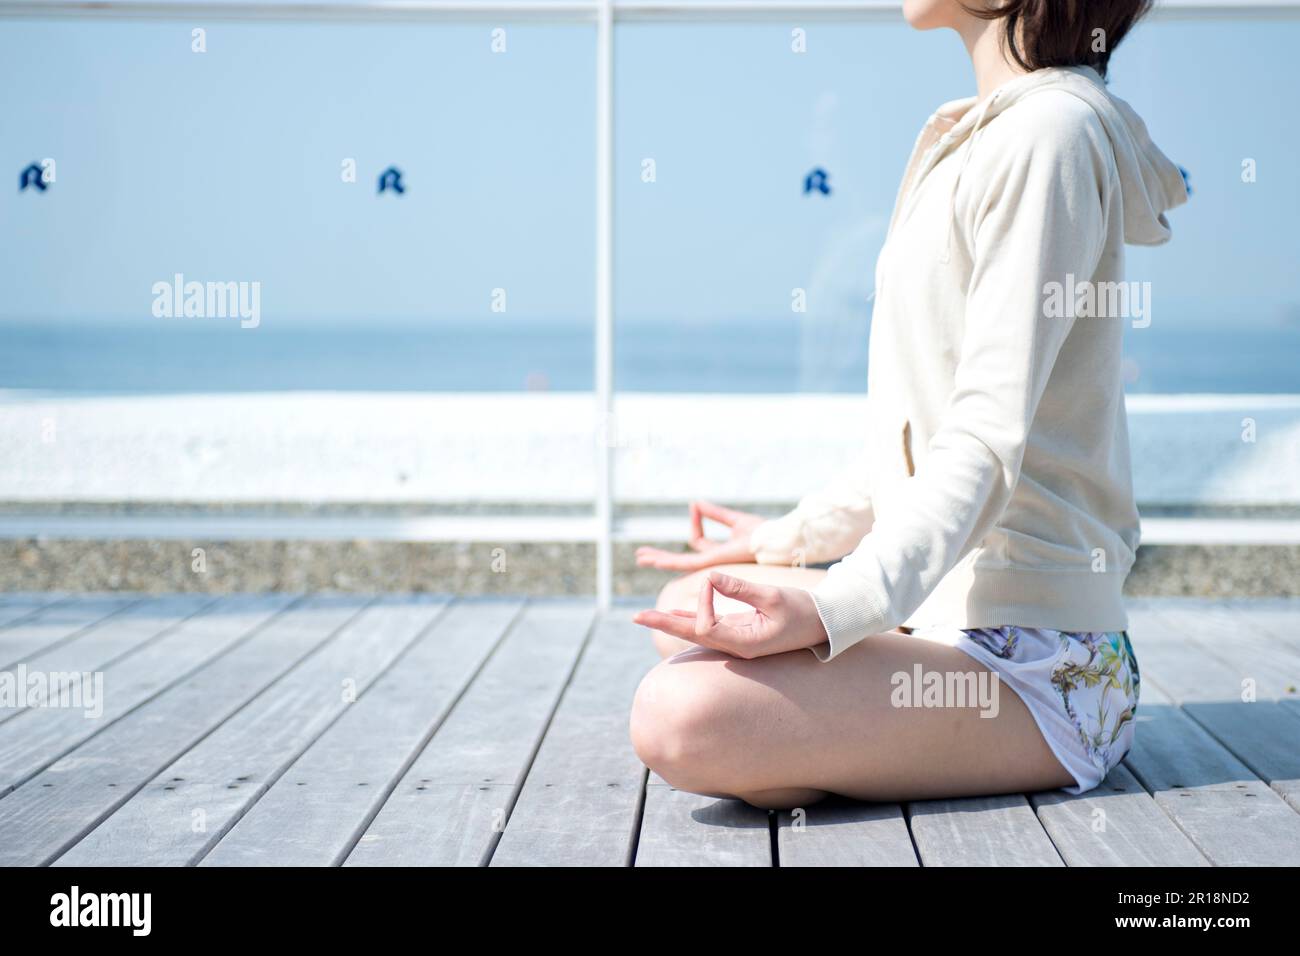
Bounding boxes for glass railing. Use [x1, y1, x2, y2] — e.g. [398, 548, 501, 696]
[2, 1, 1297, 604]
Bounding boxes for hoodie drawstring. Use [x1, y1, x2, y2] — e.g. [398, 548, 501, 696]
[938, 90, 1001, 265]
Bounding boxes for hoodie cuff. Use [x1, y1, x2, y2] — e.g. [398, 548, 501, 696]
[808, 573, 889, 662]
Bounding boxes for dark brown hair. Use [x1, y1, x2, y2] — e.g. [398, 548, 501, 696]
[965, 0, 1153, 79]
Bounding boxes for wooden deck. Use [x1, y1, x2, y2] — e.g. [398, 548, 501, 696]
[0, 592, 1297, 867]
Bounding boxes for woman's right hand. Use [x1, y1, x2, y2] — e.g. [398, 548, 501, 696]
[635, 500, 766, 572]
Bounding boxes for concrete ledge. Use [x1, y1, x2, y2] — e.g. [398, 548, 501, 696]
[2, 538, 1297, 598]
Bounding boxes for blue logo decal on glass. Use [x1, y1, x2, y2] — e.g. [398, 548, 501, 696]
[378, 166, 406, 195]
[803, 168, 831, 196]
[19, 162, 46, 192]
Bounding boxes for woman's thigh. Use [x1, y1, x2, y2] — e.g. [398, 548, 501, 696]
[630, 629, 1074, 807]
[650, 563, 829, 657]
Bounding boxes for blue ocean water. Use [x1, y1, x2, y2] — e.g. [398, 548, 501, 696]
[1, 318, 1297, 394]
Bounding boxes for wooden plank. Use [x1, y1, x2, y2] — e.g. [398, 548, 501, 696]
[0, 593, 293, 797]
[491, 612, 659, 867]
[0, 594, 357, 867]
[1031, 765, 1209, 866]
[1122, 678, 1300, 866]
[1218, 597, 1300, 654]
[0, 595, 138, 669]
[777, 799, 918, 867]
[55, 595, 444, 867]
[345, 601, 595, 867]
[1128, 603, 1268, 697]
[0, 593, 65, 629]
[1136, 599, 1300, 697]
[1180, 702, 1300, 813]
[1130, 602, 1300, 813]
[635, 775, 771, 867]
[203, 600, 520, 867]
[0, 594, 213, 726]
[1204, 601, 1300, 692]
[0, 592, 65, 604]
[908, 795, 1064, 866]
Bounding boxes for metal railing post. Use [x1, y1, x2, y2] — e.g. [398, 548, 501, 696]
[595, 0, 615, 610]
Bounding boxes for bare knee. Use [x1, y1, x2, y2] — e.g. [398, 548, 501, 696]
[630, 652, 736, 794]
[630, 656, 827, 809]
[651, 632, 691, 659]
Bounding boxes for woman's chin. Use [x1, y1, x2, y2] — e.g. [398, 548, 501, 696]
[902, 0, 957, 30]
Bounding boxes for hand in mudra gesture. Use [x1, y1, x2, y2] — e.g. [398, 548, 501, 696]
[635, 500, 765, 572]
[633, 570, 828, 659]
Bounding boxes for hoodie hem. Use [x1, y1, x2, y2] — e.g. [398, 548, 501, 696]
[905, 567, 1131, 634]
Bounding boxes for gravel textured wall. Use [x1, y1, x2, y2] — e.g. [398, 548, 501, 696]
[2, 538, 1296, 599]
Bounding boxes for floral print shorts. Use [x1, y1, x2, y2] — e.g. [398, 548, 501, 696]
[910, 625, 1141, 794]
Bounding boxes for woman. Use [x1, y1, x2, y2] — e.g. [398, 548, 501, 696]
[630, 0, 1185, 809]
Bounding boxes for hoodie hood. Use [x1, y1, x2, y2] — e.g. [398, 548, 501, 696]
[914, 66, 1188, 250]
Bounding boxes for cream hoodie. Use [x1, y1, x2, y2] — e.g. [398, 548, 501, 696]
[749, 66, 1188, 661]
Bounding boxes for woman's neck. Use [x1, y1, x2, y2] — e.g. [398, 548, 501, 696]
[958, 16, 1030, 101]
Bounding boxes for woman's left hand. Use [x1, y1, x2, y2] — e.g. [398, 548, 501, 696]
[633, 571, 829, 660]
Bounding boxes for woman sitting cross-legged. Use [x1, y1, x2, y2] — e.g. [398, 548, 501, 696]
[629, 0, 1173, 810]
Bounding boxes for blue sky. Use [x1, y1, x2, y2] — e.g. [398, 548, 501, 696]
[1, 12, 1298, 330]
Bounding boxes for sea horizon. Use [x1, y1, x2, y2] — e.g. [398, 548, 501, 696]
[3, 316, 1299, 395]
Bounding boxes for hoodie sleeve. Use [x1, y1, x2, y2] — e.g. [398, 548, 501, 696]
[806, 111, 1111, 661]
[747, 430, 874, 567]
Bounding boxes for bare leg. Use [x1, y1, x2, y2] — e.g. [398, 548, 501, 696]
[630, 629, 1074, 809]
[650, 563, 828, 658]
